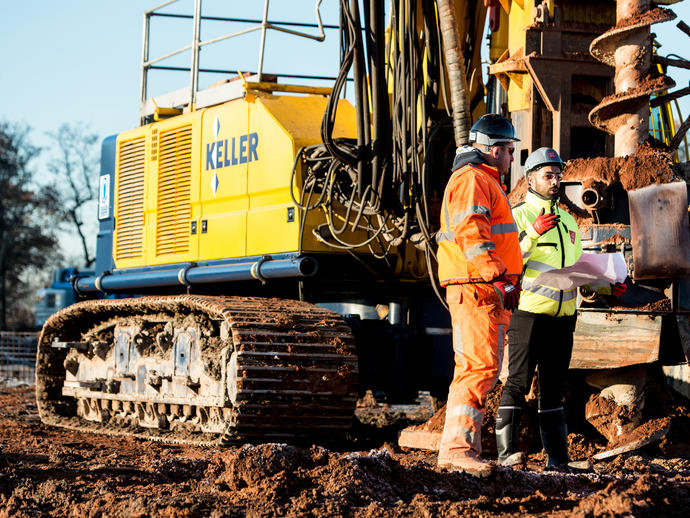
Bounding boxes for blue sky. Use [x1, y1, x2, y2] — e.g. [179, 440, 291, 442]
[0, 1, 343, 150]
[3, 1, 690, 151]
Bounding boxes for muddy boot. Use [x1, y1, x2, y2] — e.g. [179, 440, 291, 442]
[438, 452, 495, 478]
[496, 406, 526, 468]
[539, 407, 570, 468]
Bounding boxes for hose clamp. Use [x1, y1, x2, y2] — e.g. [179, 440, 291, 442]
[178, 262, 197, 290]
[250, 255, 271, 285]
[94, 270, 112, 294]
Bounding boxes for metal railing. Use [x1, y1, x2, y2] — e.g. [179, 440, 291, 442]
[0, 331, 38, 385]
[140, 0, 331, 111]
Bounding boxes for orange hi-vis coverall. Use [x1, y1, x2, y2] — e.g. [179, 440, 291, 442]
[436, 148, 522, 462]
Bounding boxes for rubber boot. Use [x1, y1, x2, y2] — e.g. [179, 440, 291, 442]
[538, 407, 570, 467]
[495, 406, 526, 467]
[539, 408, 593, 473]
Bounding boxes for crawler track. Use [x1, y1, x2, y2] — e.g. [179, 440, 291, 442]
[36, 295, 358, 445]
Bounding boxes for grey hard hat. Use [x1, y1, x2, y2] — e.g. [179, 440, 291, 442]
[524, 147, 563, 179]
[469, 114, 520, 147]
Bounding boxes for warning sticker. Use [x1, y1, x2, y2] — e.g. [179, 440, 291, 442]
[98, 174, 110, 220]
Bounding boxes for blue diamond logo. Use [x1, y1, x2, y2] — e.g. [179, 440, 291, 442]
[213, 116, 220, 140]
[212, 171, 219, 197]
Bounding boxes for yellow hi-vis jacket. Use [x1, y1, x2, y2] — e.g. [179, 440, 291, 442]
[513, 189, 582, 316]
[437, 157, 522, 286]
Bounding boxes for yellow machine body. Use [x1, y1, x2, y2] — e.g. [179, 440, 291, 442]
[112, 93, 358, 270]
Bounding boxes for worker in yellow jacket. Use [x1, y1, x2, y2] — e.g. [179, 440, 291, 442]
[495, 147, 626, 471]
[437, 114, 523, 477]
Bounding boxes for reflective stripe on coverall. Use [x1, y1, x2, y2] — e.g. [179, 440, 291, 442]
[439, 283, 510, 457]
[437, 158, 521, 460]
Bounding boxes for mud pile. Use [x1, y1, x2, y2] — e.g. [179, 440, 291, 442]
[508, 143, 681, 207]
[2, 384, 690, 516]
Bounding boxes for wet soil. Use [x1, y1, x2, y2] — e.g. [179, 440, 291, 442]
[3, 384, 690, 517]
[614, 7, 675, 31]
[508, 142, 681, 209]
[598, 75, 675, 103]
[615, 297, 673, 312]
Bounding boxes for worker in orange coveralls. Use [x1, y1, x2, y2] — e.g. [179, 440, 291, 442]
[436, 114, 523, 477]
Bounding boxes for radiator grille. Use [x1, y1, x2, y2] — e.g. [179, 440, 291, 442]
[151, 128, 158, 161]
[156, 125, 192, 256]
[115, 137, 146, 260]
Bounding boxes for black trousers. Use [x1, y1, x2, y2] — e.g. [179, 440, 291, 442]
[499, 309, 577, 411]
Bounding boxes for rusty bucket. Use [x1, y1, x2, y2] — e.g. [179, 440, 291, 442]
[628, 181, 690, 280]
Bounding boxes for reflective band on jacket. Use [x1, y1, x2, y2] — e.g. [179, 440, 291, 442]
[522, 280, 577, 302]
[437, 163, 522, 285]
[438, 227, 516, 243]
[491, 222, 518, 234]
[524, 259, 553, 273]
[464, 240, 496, 260]
[452, 205, 491, 226]
[512, 190, 583, 316]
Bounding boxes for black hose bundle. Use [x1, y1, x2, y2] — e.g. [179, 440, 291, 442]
[301, 0, 466, 304]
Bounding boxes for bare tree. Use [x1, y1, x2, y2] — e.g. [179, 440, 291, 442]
[0, 122, 60, 330]
[46, 124, 99, 267]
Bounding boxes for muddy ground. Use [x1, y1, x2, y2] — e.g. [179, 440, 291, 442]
[2, 384, 690, 517]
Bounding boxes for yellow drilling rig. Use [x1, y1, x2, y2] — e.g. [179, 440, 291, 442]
[36, 0, 690, 446]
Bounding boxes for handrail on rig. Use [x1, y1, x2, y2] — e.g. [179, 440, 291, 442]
[140, 0, 328, 120]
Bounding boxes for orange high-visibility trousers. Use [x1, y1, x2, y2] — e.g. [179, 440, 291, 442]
[438, 282, 511, 459]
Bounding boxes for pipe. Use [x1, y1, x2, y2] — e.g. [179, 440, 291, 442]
[190, 0, 202, 106]
[76, 256, 318, 294]
[436, 0, 471, 146]
[581, 185, 609, 210]
[388, 302, 404, 325]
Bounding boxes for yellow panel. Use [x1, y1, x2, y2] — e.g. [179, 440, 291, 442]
[156, 125, 193, 257]
[255, 95, 356, 142]
[144, 112, 202, 266]
[246, 95, 358, 256]
[198, 101, 249, 260]
[114, 93, 361, 267]
[114, 129, 147, 268]
[245, 97, 305, 256]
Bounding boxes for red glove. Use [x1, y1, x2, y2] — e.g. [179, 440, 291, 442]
[532, 208, 560, 236]
[492, 274, 521, 311]
[611, 282, 627, 298]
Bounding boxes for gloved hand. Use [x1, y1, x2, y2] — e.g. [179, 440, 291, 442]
[532, 208, 560, 235]
[492, 274, 521, 310]
[611, 282, 627, 298]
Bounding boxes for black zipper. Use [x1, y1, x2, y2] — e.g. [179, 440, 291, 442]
[553, 201, 565, 316]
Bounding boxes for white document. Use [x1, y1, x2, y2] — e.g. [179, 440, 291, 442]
[533, 252, 627, 290]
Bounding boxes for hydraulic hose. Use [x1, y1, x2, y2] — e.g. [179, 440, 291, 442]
[436, 0, 471, 146]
